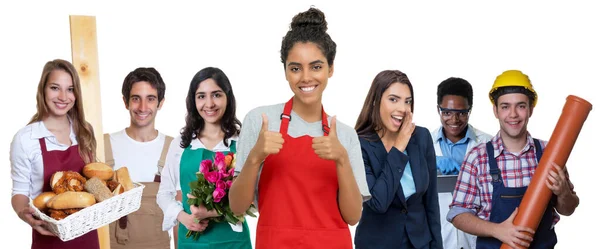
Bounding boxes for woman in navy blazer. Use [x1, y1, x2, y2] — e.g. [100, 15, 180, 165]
[354, 70, 442, 249]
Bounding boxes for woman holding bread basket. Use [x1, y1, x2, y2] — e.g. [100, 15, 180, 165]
[9, 59, 100, 249]
[157, 67, 252, 249]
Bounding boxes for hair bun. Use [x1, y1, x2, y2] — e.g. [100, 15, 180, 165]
[291, 7, 327, 32]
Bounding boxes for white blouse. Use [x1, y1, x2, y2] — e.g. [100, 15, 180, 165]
[11, 121, 78, 198]
[156, 135, 236, 231]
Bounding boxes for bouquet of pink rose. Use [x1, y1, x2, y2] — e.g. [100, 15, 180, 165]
[186, 151, 256, 240]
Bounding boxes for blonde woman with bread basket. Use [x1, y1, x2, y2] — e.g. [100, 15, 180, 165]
[10, 59, 100, 249]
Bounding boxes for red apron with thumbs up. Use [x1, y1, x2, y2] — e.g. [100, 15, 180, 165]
[255, 97, 352, 249]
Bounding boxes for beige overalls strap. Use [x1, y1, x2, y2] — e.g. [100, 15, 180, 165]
[157, 135, 174, 176]
[104, 133, 115, 167]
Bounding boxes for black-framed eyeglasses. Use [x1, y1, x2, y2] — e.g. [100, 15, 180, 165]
[438, 106, 471, 119]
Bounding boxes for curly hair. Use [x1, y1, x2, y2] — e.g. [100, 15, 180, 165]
[280, 7, 337, 68]
[180, 67, 241, 149]
[437, 77, 473, 107]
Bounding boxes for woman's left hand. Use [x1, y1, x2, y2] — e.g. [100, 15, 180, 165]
[312, 116, 348, 164]
[546, 163, 572, 197]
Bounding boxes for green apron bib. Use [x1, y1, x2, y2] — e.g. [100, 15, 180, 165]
[178, 140, 252, 249]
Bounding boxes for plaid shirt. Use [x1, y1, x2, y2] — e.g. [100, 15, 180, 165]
[449, 132, 564, 226]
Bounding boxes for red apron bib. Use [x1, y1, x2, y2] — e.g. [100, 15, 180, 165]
[31, 138, 100, 249]
[256, 98, 352, 249]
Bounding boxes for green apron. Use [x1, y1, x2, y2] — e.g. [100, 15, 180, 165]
[178, 140, 252, 249]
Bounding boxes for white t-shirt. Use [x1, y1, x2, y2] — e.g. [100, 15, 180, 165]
[108, 129, 167, 182]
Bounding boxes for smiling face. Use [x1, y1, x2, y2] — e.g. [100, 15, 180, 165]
[493, 93, 533, 141]
[439, 94, 470, 142]
[125, 81, 163, 129]
[195, 78, 227, 125]
[379, 82, 412, 133]
[284, 42, 334, 107]
[44, 70, 76, 119]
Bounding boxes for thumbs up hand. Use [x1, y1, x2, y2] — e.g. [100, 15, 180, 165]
[312, 116, 348, 163]
[251, 114, 284, 162]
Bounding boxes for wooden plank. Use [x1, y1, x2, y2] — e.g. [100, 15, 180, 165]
[69, 15, 110, 249]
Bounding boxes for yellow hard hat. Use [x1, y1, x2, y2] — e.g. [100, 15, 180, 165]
[489, 70, 537, 107]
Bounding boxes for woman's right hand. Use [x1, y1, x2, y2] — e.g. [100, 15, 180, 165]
[393, 111, 415, 152]
[178, 211, 209, 232]
[249, 114, 284, 163]
[17, 206, 54, 236]
[187, 194, 220, 220]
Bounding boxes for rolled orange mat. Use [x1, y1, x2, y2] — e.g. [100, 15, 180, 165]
[500, 95, 592, 249]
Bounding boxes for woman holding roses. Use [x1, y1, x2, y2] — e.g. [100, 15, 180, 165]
[229, 7, 371, 249]
[157, 67, 251, 249]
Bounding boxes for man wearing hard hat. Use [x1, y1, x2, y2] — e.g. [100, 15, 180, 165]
[445, 70, 579, 249]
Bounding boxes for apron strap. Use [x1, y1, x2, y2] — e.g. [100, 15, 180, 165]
[103, 133, 115, 167]
[321, 105, 330, 136]
[280, 98, 294, 135]
[280, 97, 330, 136]
[533, 138, 543, 162]
[486, 139, 544, 185]
[156, 135, 174, 182]
[485, 141, 502, 184]
[38, 138, 48, 153]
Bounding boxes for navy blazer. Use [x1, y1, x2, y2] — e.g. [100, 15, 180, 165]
[354, 126, 442, 249]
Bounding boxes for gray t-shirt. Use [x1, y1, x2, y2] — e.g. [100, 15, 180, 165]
[235, 103, 371, 205]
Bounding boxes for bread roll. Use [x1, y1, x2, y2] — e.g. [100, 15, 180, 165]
[50, 171, 86, 194]
[84, 177, 113, 202]
[83, 162, 114, 180]
[47, 191, 96, 209]
[115, 167, 134, 191]
[50, 171, 64, 190]
[112, 184, 124, 195]
[33, 192, 56, 211]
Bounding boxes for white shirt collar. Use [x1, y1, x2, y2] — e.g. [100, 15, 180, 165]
[30, 118, 77, 143]
[190, 136, 238, 151]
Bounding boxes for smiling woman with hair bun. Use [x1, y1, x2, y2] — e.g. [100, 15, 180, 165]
[229, 7, 371, 249]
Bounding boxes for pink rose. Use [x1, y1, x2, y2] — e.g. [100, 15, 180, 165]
[228, 168, 234, 177]
[215, 152, 226, 171]
[204, 170, 221, 183]
[219, 167, 234, 178]
[225, 180, 233, 189]
[215, 180, 226, 190]
[199, 160, 212, 174]
[212, 188, 226, 203]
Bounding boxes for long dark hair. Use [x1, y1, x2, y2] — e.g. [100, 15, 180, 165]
[180, 67, 241, 148]
[355, 70, 414, 140]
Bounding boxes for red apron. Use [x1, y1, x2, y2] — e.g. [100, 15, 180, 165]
[31, 138, 100, 249]
[256, 98, 352, 249]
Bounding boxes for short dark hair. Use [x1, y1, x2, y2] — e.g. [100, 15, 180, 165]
[122, 67, 166, 106]
[280, 7, 336, 68]
[490, 86, 536, 107]
[180, 67, 241, 149]
[437, 77, 473, 107]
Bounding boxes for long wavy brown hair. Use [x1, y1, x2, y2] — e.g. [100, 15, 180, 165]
[355, 70, 414, 140]
[28, 59, 96, 164]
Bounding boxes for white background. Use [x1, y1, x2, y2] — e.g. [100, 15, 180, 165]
[1, 1, 598, 248]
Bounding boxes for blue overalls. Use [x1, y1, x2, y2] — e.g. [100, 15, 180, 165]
[476, 139, 557, 249]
